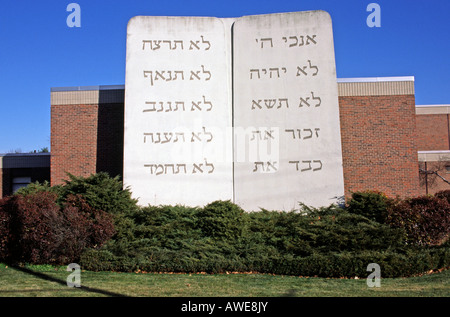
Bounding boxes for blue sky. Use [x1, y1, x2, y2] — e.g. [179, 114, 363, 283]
[0, 0, 449, 153]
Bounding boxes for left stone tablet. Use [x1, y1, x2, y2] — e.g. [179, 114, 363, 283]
[124, 16, 234, 207]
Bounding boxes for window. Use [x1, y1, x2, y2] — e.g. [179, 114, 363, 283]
[12, 177, 31, 193]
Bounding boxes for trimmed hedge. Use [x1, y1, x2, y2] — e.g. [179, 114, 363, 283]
[2, 174, 450, 278]
[79, 200, 450, 277]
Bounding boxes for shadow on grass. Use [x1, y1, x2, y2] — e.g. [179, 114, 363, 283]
[10, 265, 129, 297]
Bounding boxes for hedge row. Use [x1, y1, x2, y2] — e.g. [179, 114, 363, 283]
[80, 245, 450, 278]
[1, 173, 449, 278]
[79, 198, 450, 277]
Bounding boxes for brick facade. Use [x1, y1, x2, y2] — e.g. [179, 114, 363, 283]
[50, 87, 124, 186]
[338, 94, 420, 198]
[416, 114, 449, 151]
[415, 106, 450, 194]
[51, 103, 99, 185]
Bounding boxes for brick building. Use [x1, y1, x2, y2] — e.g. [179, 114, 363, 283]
[0, 153, 50, 197]
[50, 86, 124, 186]
[338, 77, 420, 198]
[1, 76, 448, 201]
[416, 105, 450, 194]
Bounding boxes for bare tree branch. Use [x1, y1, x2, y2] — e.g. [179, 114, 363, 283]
[419, 168, 450, 185]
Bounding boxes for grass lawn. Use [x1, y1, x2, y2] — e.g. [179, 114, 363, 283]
[0, 263, 448, 297]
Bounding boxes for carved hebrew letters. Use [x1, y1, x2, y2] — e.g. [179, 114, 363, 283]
[143, 127, 213, 144]
[252, 161, 278, 173]
[143, 96, 213, 112]
[255, 34, 317, 48]
[249, 62, 319, 80]
[144, 159, 215, 175]
[125, 13, 345, 210]
[285, 128, 320, 140]
[296, 60, 319, 77]
[289, 160, 323, 172]
[144, 66, 211, 86]
[251, 92, 320, 110]
[232, 11, 345, 211]
[250, 67, 287, 79]
[142, 36, 211, 51]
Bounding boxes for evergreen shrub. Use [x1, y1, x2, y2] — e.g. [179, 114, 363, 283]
[3, 176, 450, 278]
[347, 190, 389, 223]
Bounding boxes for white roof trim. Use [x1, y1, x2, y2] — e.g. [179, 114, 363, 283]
[51, 85, 125, 92]
[416, 104, 450, 108]
[337, 76, 415, 83]
[418, 151, 450, 154]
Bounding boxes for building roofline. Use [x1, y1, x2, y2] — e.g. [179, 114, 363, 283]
[50, 77, 415, 92]
[337, 76, 415, 83]
[50, 85, 125, 92]
[416, 104, 450, 108]
[416, 105, 450, 115]
[0, 152, 51, 157]
[418, 150, 450, 154]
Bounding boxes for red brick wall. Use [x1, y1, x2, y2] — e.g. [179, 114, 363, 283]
[338, 95, 420, 199]
[51, 104, 99, 185]
[51, 102, 124, 186]
[415, 114, 449, 151]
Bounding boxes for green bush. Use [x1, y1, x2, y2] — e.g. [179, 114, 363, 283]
[14, 180, 62, 197]
[196, 200, 247, 240]
[347, 190, 389, 223]
[8, 178, 450, 277]
[59, 172, 138, 216]
[78, 200, 450, 277]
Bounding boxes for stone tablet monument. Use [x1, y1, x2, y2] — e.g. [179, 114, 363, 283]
[124, 11, 345, 211]
[124, 16, 233, 207]
[233, 11, 345, 211]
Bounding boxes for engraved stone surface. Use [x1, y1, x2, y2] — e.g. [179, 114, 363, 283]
[124, 16, 233, 207]
[124, 11, 345, 211]
[233, 11, 345, 211]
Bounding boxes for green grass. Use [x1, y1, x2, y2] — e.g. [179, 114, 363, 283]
[0, 263, 448, 297]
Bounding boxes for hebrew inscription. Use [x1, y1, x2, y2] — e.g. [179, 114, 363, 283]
[248, 61, 319, 80]
[144, 159, 215, 175]
[125, 11, 344, 211]
[124, 16, 233, 207]
[255, 34, 318, 48]
[143, 65, 212, 86]
[143, 96, 213, 112]
[233, 11, 345, 211]
[250, 92, 321, 110]
[142, 35, 211, 51]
